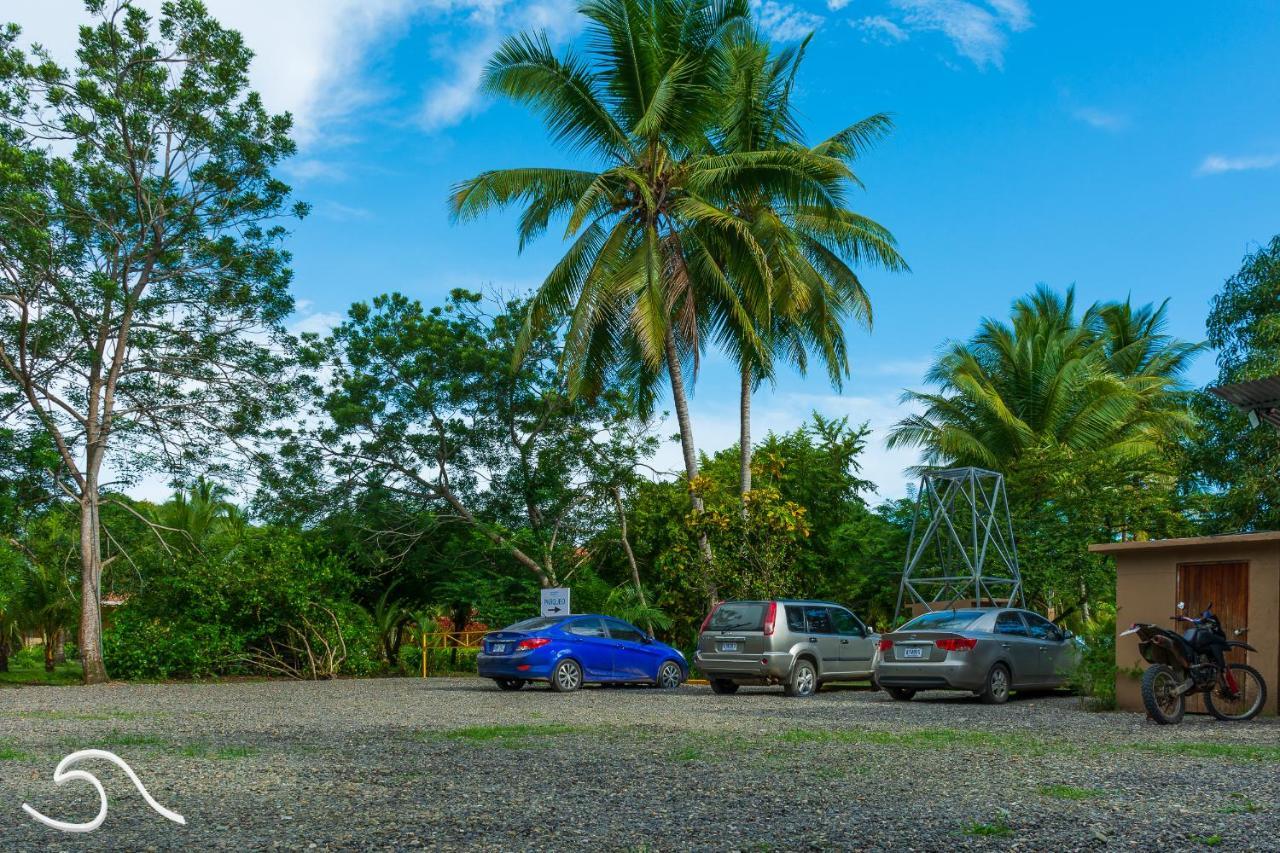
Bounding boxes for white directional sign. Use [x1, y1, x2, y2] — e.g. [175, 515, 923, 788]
[540, 587, 570, 617]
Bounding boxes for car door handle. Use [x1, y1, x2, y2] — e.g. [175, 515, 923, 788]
[1001, 643, 1011, 649]
[840, 639, 850, 644]
[808, 637, 818, 643]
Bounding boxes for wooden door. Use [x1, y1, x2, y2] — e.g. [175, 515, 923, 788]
[1176, 562, 1249, 712]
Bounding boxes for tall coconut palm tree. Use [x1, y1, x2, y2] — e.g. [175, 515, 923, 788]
[711, 31, 907, 500]
[450, 0, 856, 581]
[887, 285, 1197, 470]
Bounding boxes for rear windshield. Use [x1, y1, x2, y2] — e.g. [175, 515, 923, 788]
[899, 610, 984, 631]
[706, 602, 766, 632]
[502, 617, 564, 632]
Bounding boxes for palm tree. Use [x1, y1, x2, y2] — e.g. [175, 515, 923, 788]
[154, 477, 241, 549]
[18, 561, 78, 672]
[887, 286, 1197, 469]
[450, 0, 854, 577]
[711, 31, 907, 501]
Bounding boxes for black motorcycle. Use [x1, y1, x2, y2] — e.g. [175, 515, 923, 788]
[1121, 602, 1267, 724]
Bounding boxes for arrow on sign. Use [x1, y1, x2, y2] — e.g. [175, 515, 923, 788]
[548, 606, 562, 613]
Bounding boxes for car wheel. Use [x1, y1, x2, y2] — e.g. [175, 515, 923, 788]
[709, 678, 739, 695]
[494, 678, 525, 691]
[1140, 664, 1185, 724]
[979, 663, 1011, 705]
[550, 659, 583, 693]
[784, 658, 818, 698]
[886, 687, 915, 701]
[656, 661, 683, 689]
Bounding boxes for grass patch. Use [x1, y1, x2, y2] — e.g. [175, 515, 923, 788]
[1128, 742, 1280, 763]
[16, 709, 144, 721]
[672, 746, 702, 762]
[1219, 793, 1262, 815]
[64, 731, 169, 749]
[1191, 835, 1223, 847]
[963, 815, 1014, 838]
[1038, 784, 1104, 800]
[0, 648, 83, 687]
[0, 740, 32, 761]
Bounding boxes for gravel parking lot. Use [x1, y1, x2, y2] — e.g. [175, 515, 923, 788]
[1, 677, 1277, 851]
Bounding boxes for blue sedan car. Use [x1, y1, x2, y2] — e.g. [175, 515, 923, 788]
[477, 614, 688, 692]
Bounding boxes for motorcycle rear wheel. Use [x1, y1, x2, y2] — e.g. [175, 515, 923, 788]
[1141, 664, 1185, 725]
[1205, 664, 1267, 722]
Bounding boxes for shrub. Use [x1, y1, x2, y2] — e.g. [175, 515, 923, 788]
[104, 527, 378, 679]
[1072, 607, 1117, 710]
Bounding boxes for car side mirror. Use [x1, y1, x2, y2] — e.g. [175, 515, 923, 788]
[1060, 630, 1073, 641]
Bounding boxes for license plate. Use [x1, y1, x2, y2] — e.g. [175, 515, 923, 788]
[490, 643, 506, 654]
[901, 647, 923, 659]
[720, 642, 738, 652]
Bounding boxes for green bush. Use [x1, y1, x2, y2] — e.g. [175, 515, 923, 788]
[104, 528, 379, 679]
[1072, 608, 1117, 710]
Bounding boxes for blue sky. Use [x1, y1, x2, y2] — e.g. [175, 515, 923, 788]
[13, 1, 1280, 499]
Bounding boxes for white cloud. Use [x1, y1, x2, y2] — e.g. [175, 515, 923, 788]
[827, 0, 855, 9]
[856, 15, 909, 43]
[751, 0, 825, 42]
[879, 0, 1031, 68]
[6, 0, 443, 147]
[316, 201, 375, 221]
[419, 0, 582, 131]
[283, 159, 348, 183]
[290, 311, 347, 338]
[1071, 106, 1128, 131]
[1197, 153, 1280, 176]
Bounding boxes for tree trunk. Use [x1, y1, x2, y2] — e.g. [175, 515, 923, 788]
[664, 331, 716, 604]
[612, 487, 653, 637]
[0, 640, 9, 673]
[739, 362, 752, 513]
[53, 629, 66, 664]
[78, 485, 109, 684]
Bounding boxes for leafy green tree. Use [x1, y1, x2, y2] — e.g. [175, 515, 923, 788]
[264, 290, 654, 589]
[1184, 235, 1280, 531]
[0, 1, 303, 682]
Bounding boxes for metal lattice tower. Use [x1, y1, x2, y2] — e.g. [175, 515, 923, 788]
[894, 467, 1024, 620]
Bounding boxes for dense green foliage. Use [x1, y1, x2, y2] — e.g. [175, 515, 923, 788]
[1183, 236, 1280, 532]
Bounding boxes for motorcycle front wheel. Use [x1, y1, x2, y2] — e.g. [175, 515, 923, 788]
[1205, 664, 1267, 722]
[1141, 664, 1186, 725]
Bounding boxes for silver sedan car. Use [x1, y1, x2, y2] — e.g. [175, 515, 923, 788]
[874, 607, 1081, 704]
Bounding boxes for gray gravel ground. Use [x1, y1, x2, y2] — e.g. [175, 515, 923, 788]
[1, 677, 1277, 851]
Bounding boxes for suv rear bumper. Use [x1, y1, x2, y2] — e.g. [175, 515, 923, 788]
[694, 650, 793, 682]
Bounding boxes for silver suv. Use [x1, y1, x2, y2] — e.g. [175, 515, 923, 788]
[694, 599, 878, 697]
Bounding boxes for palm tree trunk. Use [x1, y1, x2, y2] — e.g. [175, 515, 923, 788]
[739, 362, 752, 514]
[664, 330, 716, 603]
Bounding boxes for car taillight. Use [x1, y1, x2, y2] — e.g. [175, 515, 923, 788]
[762, 601, 777, 636]
[700, 602, 722, 633]
[935, 638, 978, 652]
[515, 638, 551, 651]
[877, 639, 893, 652]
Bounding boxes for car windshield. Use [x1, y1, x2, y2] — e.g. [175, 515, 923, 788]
[502, 617, 564, 632]
[899, 610, 984, 631]
[707, 602, 767, 632]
